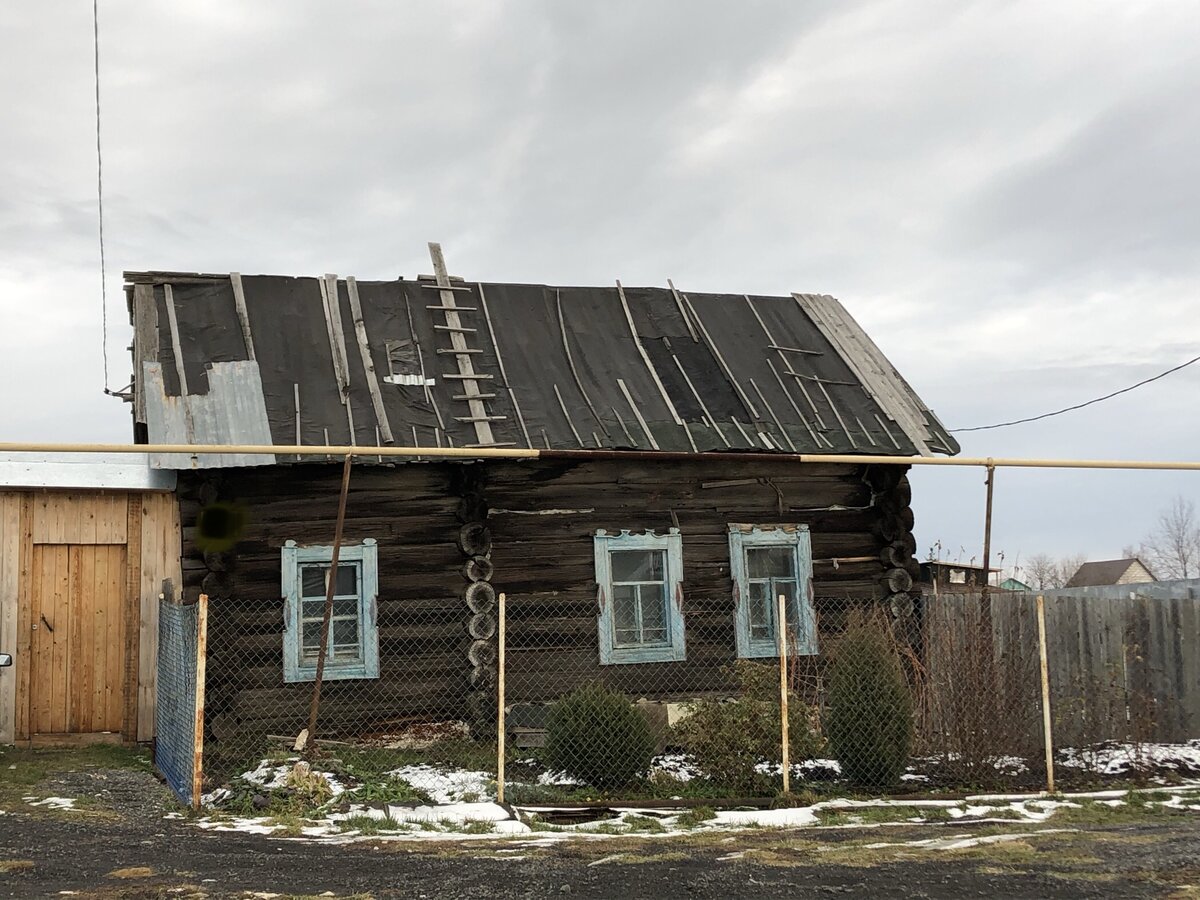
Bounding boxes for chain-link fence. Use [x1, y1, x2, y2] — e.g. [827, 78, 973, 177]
[154, 594, 206, 808]
[202, 587, 497, 808]
[185, 582, 1200, 809]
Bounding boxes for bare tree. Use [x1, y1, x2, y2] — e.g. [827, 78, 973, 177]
[1024, 552, 1089, 588]
[1139, 496, 1200, 580]
[1026, 553, 1058, 589]
[1057, 553, 1089, 587]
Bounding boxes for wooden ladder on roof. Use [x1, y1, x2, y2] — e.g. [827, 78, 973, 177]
[424, 243, 512, 448]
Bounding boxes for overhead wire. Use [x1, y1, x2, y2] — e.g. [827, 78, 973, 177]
[950, 352, 1200, 433]
[94, 0, 116, 396]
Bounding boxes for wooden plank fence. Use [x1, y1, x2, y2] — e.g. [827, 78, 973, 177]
[923, 581, 1200, 750]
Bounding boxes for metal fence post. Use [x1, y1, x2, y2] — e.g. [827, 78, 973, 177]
[191, 593, 209, 811]
[778, 593, 791, 795]
[496, 592, 507, 804]
[1036, 593, 1056, 794]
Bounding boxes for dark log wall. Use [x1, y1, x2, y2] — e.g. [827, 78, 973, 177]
[179, 457, 917, 740]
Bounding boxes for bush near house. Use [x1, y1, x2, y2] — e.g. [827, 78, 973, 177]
[673, 660, 823, 795]
[825, 612, 914, 788]
[544, 683, 656, 789]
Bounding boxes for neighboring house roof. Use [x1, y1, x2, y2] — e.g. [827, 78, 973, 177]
[124, 251, 959, 469]
[999, 577, 1032, 591]
[1065, 558, 1157, 588]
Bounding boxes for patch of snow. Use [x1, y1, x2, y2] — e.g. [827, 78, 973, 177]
[387, 764, 493, 804]
[587, 853, 626, 866]
[193, 816, 286, 835]
[28, 796, 76, 810]
[240, 759, 295, 789]
[712, 806, 819, 828]
[650, 752, 700, 782]
[863, 828, 1077, 852]
[386, 801, 513, 825]
[536, 769, 581, 787]
[1060, 741, 1200, 776]
[819, 797, 961, 810]
[200, 787, 232, 806]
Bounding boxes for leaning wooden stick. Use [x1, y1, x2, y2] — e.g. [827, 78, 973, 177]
[305, 453, 354, 744]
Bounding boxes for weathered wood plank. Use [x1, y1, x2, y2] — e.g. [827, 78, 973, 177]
[15, 494, 33, 741]
[0, 494, 20, 743]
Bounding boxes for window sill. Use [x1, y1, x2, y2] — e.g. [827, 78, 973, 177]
[284, 662, 376, 683]
[600, 645, 686, 666]
[738, 638, 819, 659]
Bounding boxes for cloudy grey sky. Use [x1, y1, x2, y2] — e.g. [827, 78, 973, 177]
[3, 0, 1198, 577]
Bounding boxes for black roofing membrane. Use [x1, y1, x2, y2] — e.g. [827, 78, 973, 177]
[140, 274, 959, 461]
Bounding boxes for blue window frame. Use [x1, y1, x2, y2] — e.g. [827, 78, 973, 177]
[282, 539, 380, 683]
[594, 529, 686, 665]
[728, 525, 817, 658]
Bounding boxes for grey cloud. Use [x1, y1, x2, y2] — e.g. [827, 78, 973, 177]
[2, 0, 1199, 566]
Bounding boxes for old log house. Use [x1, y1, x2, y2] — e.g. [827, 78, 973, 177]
[124, 245, 958, 742]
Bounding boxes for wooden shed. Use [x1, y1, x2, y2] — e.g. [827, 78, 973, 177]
[0, 455, 180, 746]
[124, 245, 958, 741]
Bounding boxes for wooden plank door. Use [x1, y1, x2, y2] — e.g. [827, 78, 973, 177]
[29, 544, 127, 738]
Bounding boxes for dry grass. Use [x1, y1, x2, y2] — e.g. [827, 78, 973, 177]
[106, 865, 156, 879]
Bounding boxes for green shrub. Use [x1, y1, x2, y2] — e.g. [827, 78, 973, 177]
[544, 683, 656, 789]
[824, 611, 913, 788]
[673, 660, 823, 795]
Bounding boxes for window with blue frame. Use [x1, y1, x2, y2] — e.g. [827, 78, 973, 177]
[282, 539, 380, 683]
[593, 529, 686, 665]
[728, 525, 817, 658]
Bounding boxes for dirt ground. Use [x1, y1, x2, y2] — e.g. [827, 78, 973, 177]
[2, 749, 1199, 899]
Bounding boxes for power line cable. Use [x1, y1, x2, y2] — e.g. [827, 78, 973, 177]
[950, 352, 1200, 433]
[94, 0, 115, 396]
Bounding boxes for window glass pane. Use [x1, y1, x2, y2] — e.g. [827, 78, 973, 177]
[301, 598, 325, 621]
[301, 566, 326, 598]
[611, 550, 663, 583]
[612, 584, 638, 645]
[332, 619, 359, 652]
[747, 546, 795, 579]
[332, 596, 358, 618]
[300, 562, 358, 598]
[639, 584, 668, 644]
[301, 621, 323, 655]
[747, 580, 773, 641]
[334, 563, 358, 596]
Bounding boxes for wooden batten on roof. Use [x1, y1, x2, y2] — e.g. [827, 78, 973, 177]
[123, 244, 958, 469]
